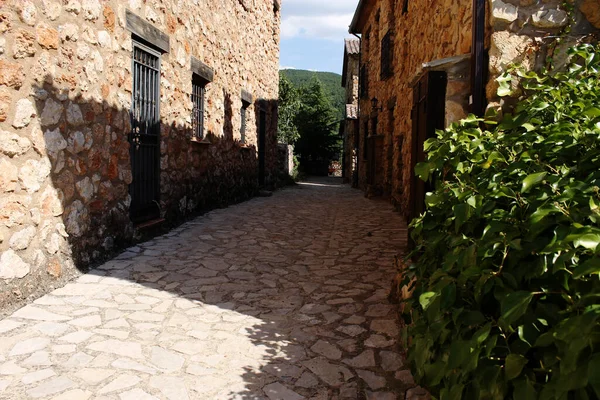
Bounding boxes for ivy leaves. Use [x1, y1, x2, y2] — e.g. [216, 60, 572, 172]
[403, 44, 600, 400]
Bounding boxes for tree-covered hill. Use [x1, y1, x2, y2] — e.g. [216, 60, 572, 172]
[279, 69, 345, 120]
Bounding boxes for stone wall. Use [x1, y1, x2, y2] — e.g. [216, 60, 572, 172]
[354, 0, 473, 211]
[0, 0, 280, 313]
[352, 0, 598, 219]
[342, 48, 359, 185]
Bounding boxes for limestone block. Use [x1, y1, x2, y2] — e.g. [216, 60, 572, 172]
[9, 226, 37, 250]
[0, 130, 32, 157]
[19, 158, 51, 193]
[14, 29, 36, 59]
[0, 89, 10, 122]
[36, 24, 59, 50]
[0, 158, 18, 192]
[0, 60, 26, 89]
[81, 0, 102, 21]
[64, 0, 81, 15]
[581, 0, 600, 28]
[76, 177, 95, 202]
[44, 128, 68, 154]
[489, 31, 535, 74]
[59, 24, 79, 42]
[0, 195, 31, 228]
[0, 250, 31, 280]
[41, 99, 64, 127]
[13, 99, 37, 128]
[41, 0, 62, 21]
[489, 0, 518, 24]
[65, 200, 89, 237]
[66, 102, 84, 126]
[17, 1, 37, 26]
[532, 9, 569, 28]
[40, 186, 64, 217]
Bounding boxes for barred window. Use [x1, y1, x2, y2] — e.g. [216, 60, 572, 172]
[192, 75, 207, 140]
[360, 65, 368, 99]
[381, 31, 393, 80]
[240, 100, 250, 144]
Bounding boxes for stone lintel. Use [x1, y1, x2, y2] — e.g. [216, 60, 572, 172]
[241, 90, 253, 105]
[125, 10, 170, 53]
[191, 57, 214, 83]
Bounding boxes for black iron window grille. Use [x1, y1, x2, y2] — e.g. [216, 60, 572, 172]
[381, 31, 394, 80]
[240, 101, 250, 144]
[132, 42, 161, 143]
[360, 65, 369, 99]
[130, 40, 161, 222]
[192, 75, 207, 140]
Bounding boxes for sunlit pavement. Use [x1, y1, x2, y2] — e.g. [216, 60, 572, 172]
[0, 178, 415, 400]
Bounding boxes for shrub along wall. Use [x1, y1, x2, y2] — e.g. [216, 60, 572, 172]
[402, 44, 600, 400]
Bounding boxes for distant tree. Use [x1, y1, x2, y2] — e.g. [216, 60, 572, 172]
[277, 75, 301, 145]
[294, 77, 341, 166]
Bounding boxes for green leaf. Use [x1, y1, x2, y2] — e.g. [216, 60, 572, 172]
[513, 379, 537, 400]
[584, 107, 600, 118]
[472, 323, 492, 345]
[573, 234, 600, 251]
[453, 204, 471, 233]
[521, 172, 547, 193]
[501, 292, 534, 325]
[573, 258, 600, 278]
[505, 354, 528, 380]
[419, 292, 437, 310]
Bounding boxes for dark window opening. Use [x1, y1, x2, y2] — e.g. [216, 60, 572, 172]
[360, 65, 369, 99]
[241, 100, 250, 144]
[381, 31, 393, 80]
[363, 121, 369, 159]
[403, 0, 409, 14]
[192, 75, 207, 140]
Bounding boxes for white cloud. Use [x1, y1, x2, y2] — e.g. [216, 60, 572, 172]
[281, 0, 357, 41]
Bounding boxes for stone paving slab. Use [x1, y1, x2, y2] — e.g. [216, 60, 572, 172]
[0, 178, 417, 399]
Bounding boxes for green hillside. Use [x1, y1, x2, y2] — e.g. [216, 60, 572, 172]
[280, 69, 345, 120]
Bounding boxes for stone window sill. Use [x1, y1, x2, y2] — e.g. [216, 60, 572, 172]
[239, 144, 254, 151]
[190, 137, 211, 145]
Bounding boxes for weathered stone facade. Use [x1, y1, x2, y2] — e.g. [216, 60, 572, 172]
[349, 0, 599, 219]
[0, 0, 281, 312]
[341, 38, 360, 185]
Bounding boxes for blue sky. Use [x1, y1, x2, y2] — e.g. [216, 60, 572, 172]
[280, 0, 358, 75]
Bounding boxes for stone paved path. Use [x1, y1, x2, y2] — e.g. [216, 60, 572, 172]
[0, 178, 414, 400]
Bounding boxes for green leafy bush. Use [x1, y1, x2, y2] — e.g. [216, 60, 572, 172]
[403, 44, 600, 400]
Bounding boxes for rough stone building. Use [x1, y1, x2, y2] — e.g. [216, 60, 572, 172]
[0, 0, 281, 311]
[341, 38, 360, 185]
[349, 0, 599, 220]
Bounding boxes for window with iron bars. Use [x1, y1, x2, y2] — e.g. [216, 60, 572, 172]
[131, 42, 161, 141]
[192, 75, 207, 140]
[240, 100, 250, 144]
[381, 31, 394, 80]
[360, 65, 368, 99]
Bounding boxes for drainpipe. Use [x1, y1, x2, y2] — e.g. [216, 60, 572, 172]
[471, 0, 486, 116]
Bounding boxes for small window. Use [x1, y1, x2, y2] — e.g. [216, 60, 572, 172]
[192, 75, 207, 140]
[381, 31, 393, 80]
[360, 65, 369, 99]
[240, 100, 250, 144]
[402, 0, 409, 14]
[132, 41, 161, 139]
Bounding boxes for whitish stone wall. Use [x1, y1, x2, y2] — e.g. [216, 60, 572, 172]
[0, 0, 281, 313]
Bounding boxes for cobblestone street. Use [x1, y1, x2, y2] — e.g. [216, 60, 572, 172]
[0, 179, 411, 400]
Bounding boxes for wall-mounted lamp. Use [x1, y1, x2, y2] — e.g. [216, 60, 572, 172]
[371, 97, 383, 113]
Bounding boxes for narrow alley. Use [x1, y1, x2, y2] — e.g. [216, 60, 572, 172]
[0, 179, 412, 400]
